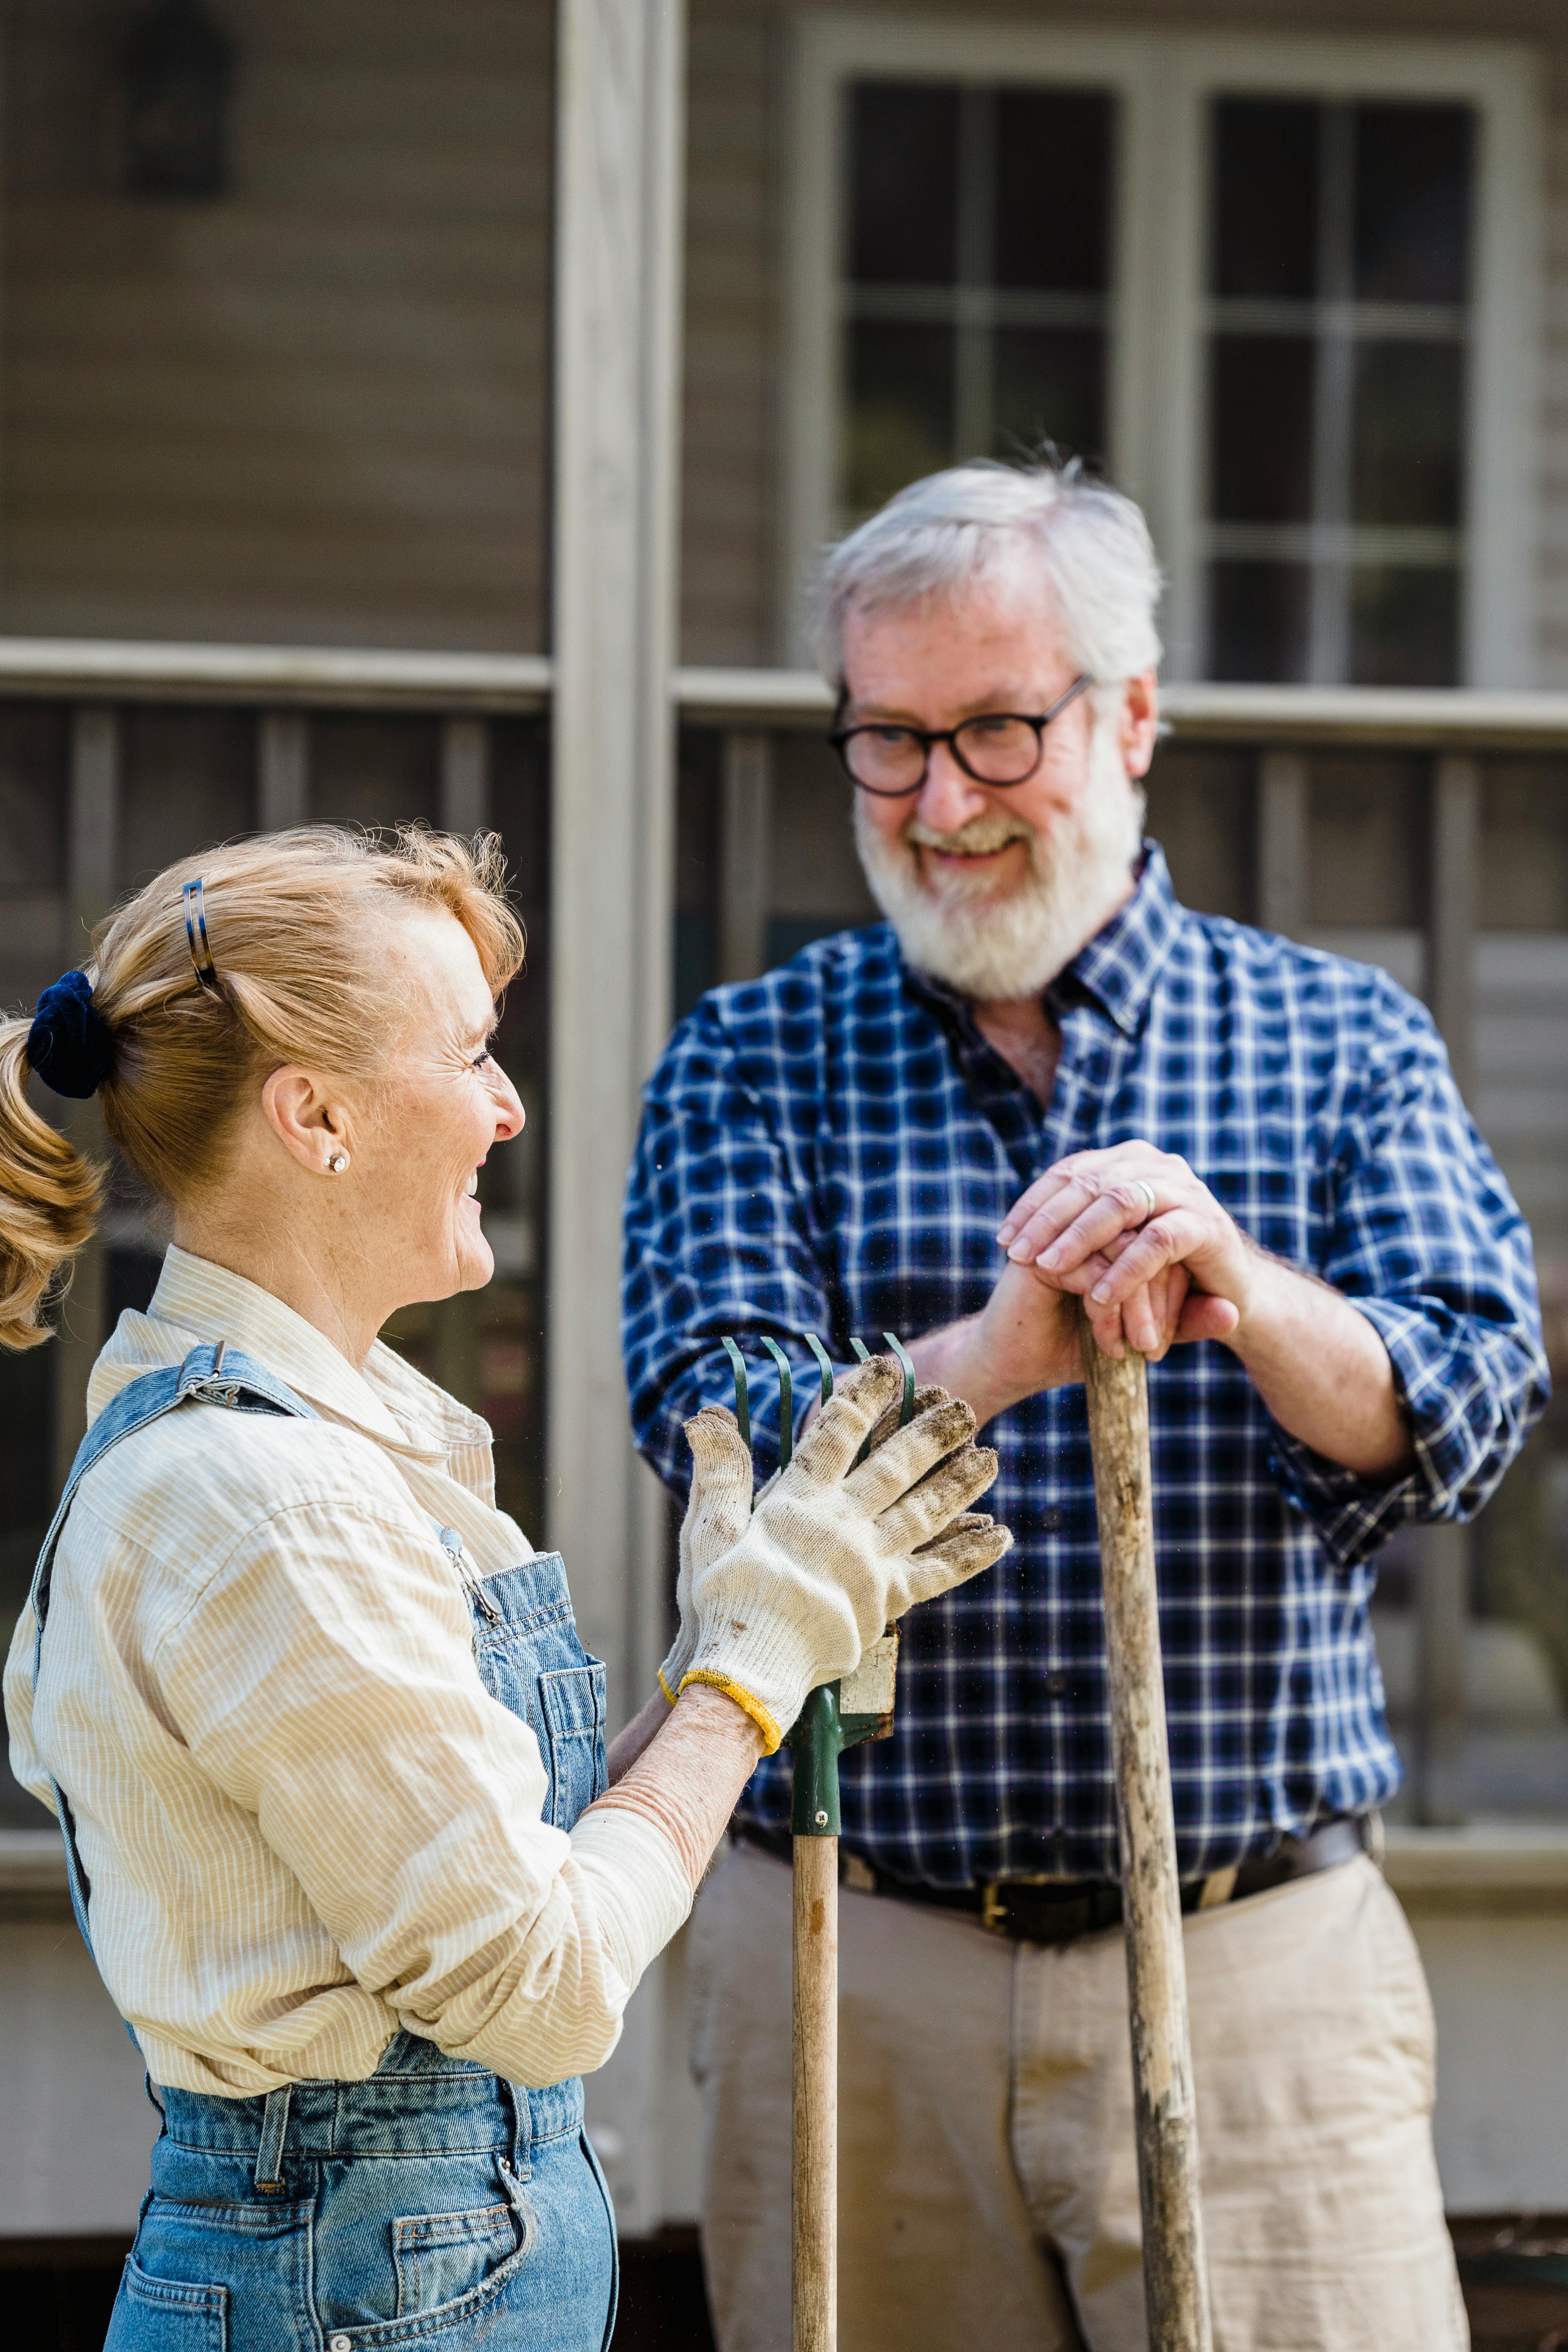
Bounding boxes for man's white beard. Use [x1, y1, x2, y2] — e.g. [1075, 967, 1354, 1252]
[854, 724, 1145, 1001]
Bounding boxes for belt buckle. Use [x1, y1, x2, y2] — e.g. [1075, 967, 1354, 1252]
[980, 1881, 1009, 1934]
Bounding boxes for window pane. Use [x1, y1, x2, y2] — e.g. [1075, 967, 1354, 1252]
[993, 90, 1113, 293]
[993, 327, 1104, 464]
[845, 320, 954, 515]
[1353, 104, 1473, 305]
[1210, 336, 1315, 523]
[1211, 98, 1319, 299]
[848, 82, 959, 285]
[1350, 566, 1459, 686]
[1208, 560, 1311, 681]
[1351, 341, 1464, 528]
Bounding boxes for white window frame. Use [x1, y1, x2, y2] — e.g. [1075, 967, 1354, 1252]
[782, 14, 1542, 686]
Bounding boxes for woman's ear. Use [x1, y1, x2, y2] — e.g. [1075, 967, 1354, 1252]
[260, 1066, 351, 1176]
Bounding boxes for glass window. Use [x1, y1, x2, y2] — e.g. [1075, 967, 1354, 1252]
[1203, 98, 1473, 684]
[839, 78, 1114, 524]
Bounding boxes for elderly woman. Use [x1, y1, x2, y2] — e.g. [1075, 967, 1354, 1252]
[0, 826, 1007, 2351]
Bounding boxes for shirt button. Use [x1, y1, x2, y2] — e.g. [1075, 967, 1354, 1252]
[1044, 1671, 1068, 1698]
[1040, 1510, 1064, 1532]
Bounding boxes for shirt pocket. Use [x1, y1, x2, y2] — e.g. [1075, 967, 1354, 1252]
[538, 1662, 608, 1829]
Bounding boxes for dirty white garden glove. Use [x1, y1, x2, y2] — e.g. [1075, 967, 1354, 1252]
[660, 1373, 960, 1702]
[658, 1401, 755, 1706]
[678, 1354, 1010, 1751]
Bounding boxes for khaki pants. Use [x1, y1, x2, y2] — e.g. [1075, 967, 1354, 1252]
[689, 1843, 1467, 2352]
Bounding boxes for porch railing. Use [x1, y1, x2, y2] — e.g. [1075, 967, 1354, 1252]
[3, 643, 1568, 1850]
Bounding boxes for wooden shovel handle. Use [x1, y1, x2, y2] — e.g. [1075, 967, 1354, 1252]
[1079, 1306, 1215, 2352]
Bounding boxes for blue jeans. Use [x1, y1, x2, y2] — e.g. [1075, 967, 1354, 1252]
[107, 2034, 618, 2350]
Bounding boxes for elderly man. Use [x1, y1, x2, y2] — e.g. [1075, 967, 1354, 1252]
[622, 462, 1545, 2352]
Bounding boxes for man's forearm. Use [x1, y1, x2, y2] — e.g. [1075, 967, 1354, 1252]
[907, 1315, 1015, 1430]
[797, 1323, 1009, 1435]
[1225, 1253, 1413, 1478]
[913, 1251, 1413, 1481]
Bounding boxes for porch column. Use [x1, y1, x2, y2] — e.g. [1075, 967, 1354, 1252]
[548, 0, 688, 2238]
[52, 708, 121, 1487]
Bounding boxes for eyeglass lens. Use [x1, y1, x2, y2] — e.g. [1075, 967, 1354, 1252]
[844, 713, 1043, 794]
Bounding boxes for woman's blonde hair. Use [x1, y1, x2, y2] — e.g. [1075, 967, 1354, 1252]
[0, 825, 525, 1350]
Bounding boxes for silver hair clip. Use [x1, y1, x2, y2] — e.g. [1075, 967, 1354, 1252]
[183, 878, 220, 992]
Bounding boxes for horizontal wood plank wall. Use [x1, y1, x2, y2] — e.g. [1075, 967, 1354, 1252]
[1, 0, 553, 652]
[679, 0, 1568, 681]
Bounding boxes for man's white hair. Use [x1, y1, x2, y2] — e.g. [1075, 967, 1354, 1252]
[811, 459, 1163, 689]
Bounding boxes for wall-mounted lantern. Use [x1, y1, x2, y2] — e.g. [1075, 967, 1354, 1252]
[119, 0, 235, 201]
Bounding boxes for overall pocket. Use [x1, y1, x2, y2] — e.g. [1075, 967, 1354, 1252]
[113, 2257, 228, 2350]
[115, 2186, 312, 2351]
[393, 2197, 525, 2317]
[538, 1662, 609, 1829]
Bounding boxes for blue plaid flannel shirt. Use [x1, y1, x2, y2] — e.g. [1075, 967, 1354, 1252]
[622, 845, 1548, 1885]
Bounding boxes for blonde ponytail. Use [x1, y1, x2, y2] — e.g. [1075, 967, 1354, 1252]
[0, 1017, 104, 1349]
[0, 824, 525, 1353]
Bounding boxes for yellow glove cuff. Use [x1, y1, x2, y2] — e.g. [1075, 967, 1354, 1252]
[657, 1665, 679, 1708]
[676, 1668, 784, 1755]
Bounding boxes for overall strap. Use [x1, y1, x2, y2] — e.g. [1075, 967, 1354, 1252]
[28, 1342, 318, 1989]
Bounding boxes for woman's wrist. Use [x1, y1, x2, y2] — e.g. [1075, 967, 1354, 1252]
[605, 1687, 673, 1785]
[672, 1679, 770, 1753]
[593, 1682, 766, 1886]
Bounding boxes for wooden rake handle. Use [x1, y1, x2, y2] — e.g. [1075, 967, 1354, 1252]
[792, 1830, 837, 2352]
[1078, 1305, 1215, 2352]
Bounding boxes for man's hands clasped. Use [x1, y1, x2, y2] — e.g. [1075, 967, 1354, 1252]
[913, 1140, 1267, 1428]
[666, 1353, 1010, 1753]
[997, 1143, 1255, 1361]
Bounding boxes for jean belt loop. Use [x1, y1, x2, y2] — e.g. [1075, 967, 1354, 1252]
[254, 2083, 293, 2193]
[505, 2075, 532, 2183]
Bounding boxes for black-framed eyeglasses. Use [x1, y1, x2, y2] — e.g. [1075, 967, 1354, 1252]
[829, 674, 1093, 798]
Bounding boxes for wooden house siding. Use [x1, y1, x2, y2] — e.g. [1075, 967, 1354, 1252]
[2, 2, 1566, 679]
[0, 0, 553, 652]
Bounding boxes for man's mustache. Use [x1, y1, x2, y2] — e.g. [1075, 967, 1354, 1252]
[903, 811, 1037, 858]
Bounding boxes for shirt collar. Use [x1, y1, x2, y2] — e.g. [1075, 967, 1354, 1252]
[1061, 841, 1184, 1037]
[899, 840, 1183, 1042]
[132, 1244, 475, 1464]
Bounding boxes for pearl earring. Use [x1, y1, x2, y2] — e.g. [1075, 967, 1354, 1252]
[327, 1151, 349, 1174]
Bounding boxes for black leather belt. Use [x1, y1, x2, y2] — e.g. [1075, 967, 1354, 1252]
[733, 1816, 1372, 1948]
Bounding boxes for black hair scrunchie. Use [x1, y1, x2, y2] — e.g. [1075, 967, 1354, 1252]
[26, 969, 115, 1098]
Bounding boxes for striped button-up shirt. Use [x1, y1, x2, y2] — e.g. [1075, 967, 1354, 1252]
[623, 845, 1548, 1886]
[5, 1247, 690, 2095]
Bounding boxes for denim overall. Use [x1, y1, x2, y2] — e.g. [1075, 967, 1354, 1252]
[28, 1342, 618, 2351]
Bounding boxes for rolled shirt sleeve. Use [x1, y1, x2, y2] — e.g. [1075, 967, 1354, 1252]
[1264, 976, 1548, 1566]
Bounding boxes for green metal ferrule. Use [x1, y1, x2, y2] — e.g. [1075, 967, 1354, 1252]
[788, 1682, 843, 1836]
[785, 1660, 899, 1835]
